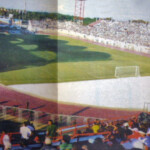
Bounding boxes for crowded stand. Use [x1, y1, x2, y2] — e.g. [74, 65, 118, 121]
[1, 17, 149, 53]
[30, 19, 150, 53]
[0, 112, 150, 150]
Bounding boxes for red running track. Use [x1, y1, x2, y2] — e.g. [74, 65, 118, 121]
[0, 84, 141, 120]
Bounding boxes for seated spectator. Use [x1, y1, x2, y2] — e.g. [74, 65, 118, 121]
[95, 119, 100, 125]
[81, 145, 89, 150]
[40, 136, 56, 150]
[100, 121, 107, 132]
[143, 130, 150, 150]
[84, 125, 93, 133]
[91, 121, 100, 134]
[90, 138, 106, 150]
[59, 135, 73, 150]
[27, 121, 35, 132]
[139, 123, 147, 133]
[123, 123, 133, 137]
[26, 120, 36, 143]
[34, 136, 41, 144]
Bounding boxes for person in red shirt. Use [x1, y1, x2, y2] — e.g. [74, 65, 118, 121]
[0, 131, 5, 148]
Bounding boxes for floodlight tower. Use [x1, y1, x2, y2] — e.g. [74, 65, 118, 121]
[74, 0, 86, 23]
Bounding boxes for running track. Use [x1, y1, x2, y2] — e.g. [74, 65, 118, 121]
[0, 84, 141, 120]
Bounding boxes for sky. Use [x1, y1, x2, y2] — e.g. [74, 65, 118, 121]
[0, 0, 150, 21]
[0, 0, 57, 12]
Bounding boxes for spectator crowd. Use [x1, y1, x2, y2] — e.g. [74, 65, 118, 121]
[30, 19, 150, 48]
[0, 112, 150, 150]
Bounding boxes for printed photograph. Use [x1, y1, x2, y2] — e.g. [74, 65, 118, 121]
[0, 0, 150, 149]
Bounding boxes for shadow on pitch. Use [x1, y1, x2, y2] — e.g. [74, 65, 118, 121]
[0, 33, 111, 72]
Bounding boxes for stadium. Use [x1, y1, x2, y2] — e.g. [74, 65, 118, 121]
[0, 0, 150, 149]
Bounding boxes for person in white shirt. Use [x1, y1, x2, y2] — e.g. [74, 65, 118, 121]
[2, 131, 11, 150]
[20, 121, 31, 147]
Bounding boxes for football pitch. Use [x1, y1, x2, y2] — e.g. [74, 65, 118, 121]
[0, 33, 150, 85]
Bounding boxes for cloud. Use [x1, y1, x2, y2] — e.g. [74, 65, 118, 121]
[58, 0, 74, 15]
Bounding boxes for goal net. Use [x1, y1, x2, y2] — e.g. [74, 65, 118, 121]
[115, 66, 140, 78]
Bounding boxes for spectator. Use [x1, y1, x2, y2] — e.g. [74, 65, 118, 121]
[84, 125, 93, 133]
[34, 136, 41, 144]
[2, 130, 11, 150]
[31, 19, 150, 49]
[26, 120, 36, 143]
[20, 121, 32, 147]
[143, 129, 150, 150]
[46, 120, 57, 138]
[91, 122, 100, 134]
[27, 121, 35, 132]
[59, 135, 73, 150]
[81, 145, 89, 150]
[0, 131, 5, 148]
[40, 136, 56, 150]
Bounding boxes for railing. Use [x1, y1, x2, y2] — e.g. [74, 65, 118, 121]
[0, 105, 104, 128]
[0, 130, 111, 148]
[0, 104, 142, 147]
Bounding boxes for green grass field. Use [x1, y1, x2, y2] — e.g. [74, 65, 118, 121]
[0, 33, 150, 85]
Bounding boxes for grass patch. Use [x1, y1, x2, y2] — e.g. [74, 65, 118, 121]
[0, 33, 150, 85]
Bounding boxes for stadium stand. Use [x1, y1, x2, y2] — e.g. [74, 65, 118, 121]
[0, 85, 149, 149]
[1, 17, 149, 54]
[29, 19, 150, 54]
[0, 111, 150, 149]
[0, 18, 150, 149]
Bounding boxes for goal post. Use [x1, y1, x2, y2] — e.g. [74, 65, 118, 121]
[115, 66, 140, 78]
[143, 102, 150, 113]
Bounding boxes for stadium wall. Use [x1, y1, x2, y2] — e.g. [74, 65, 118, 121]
[57, 76, 150, 110]
[9, 76, 150, 110]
